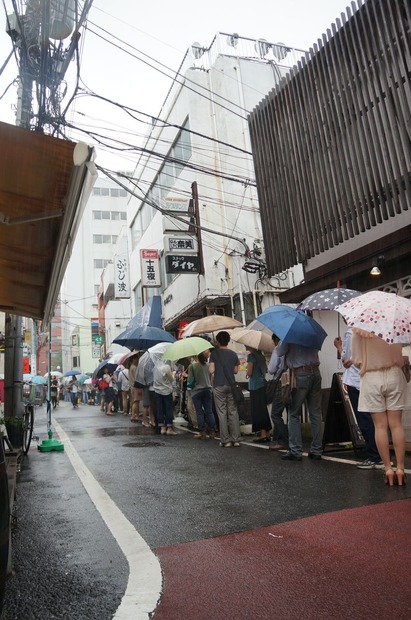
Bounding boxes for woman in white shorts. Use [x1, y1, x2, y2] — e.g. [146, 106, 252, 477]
[352, 329, 408, 486]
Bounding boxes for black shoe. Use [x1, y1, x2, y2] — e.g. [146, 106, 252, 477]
[281, 451, 302, 461]
[308, 452, 322, 460]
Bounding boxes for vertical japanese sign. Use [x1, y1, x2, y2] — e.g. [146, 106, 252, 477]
[114, 254, 130, 298]
[140, 249, 161, 287]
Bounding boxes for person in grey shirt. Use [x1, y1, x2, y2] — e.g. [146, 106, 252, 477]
[209, 331, 241, 448]
[275, 340, 322, 461]
[188, 350, 216, 440]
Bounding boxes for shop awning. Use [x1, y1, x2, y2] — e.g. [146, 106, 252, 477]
[0, 121, 96, 324]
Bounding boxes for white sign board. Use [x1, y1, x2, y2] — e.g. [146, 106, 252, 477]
[162, 197, 190, 212]
[114, 253, 130, 298]
[164, 235, 198, 254]
[140, 249, 161, 287]
[92, 345, 101, 359]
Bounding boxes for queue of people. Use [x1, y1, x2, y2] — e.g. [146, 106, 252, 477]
[54, 302, 409, 487]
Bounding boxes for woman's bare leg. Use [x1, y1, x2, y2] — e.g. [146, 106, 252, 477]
[387, 410, 405, 470]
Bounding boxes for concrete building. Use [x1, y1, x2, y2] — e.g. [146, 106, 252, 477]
[124, 33, 305, 335]
[60, 175, 131, 373]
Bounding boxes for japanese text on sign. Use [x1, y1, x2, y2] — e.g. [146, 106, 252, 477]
[114, 254, 130, 298]
[167, 237, 196, 251]
[141, 249, 161, 286]
[165, 255, 200, 274]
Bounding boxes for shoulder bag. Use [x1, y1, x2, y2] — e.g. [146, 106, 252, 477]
[215, 349, 244, 404]
[265, 378, 279, 404]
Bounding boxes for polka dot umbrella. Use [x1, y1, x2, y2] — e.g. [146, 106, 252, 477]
[297, 288, 362, 311]
[336, 290, 411, 344]
[297, 287, 362, 341]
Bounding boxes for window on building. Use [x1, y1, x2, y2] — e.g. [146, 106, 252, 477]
[131, 212, 142, 249]
[120, 212, 127, 220]
[93, 187, 128, 198]
[111, 211, 120, 220]
[72, 356, 80, 367]
[134, 283, 142, 313]
[93, 235, 116, 244]
[173, 120, 192, 177]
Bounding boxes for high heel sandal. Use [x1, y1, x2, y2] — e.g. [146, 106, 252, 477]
[396, 468, 407, 486]
[384, 468, 396, 486]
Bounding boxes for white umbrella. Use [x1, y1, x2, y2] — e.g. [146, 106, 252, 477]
[44, 371, 63, 379]
[230, 328, 275, 353]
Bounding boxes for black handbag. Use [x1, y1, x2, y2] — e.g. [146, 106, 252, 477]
[265, 378, 279, 404]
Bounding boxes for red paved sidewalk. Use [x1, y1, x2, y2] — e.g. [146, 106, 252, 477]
[154, 498, 411, 619]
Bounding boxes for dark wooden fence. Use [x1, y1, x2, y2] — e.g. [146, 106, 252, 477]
[248, 0, 411, 276]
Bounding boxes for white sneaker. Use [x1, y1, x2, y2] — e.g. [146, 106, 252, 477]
[219, 442, 231, 448]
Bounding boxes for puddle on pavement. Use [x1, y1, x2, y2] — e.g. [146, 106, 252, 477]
[122, 441, 164, 448]
[68, 426, 161, 439]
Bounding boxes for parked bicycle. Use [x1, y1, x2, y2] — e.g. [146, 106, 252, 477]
[22, 403, 34, 455]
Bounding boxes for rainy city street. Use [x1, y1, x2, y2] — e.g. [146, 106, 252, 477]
[2, 401, 411, 619]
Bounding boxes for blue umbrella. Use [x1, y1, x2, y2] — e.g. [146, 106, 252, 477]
[64, 370, 81, 377]
[256, 305, 327, 350]
[113, 325, 176, 351]
[92, 360, 118, 380]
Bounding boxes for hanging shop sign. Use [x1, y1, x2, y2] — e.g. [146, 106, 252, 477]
[141, 249, 161, 286]
[165, 254, 200, 274]
[114, 253, 130, 298]
[162, 197, 190, 212]
[164, 234, 198, 254]
[92, 345, 101, 359]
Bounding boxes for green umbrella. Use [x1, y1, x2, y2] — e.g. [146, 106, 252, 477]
[162, 337, 213, 362]
[77, 374, 90, 385]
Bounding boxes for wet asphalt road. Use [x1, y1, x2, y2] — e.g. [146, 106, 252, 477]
[2, 401, 410, 619]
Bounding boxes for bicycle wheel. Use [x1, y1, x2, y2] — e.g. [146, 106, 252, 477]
[22, 405, 34, 454]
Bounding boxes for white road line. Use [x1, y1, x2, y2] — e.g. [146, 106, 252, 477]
[53, 419, 162, 620]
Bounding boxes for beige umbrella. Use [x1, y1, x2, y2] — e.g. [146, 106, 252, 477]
[230, 328, 275, 353]
[182, 315, 243, 337]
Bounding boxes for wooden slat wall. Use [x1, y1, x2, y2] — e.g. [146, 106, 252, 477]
[248, 0, 411, 276]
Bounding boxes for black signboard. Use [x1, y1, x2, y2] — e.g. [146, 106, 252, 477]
[322, 373, 365, 456]
[166, 255, 200, 274]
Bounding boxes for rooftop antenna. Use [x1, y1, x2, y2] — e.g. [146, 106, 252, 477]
[227, 33, 239, 47]
[191, 42, 205, 59]
[255, 39, 272, 58]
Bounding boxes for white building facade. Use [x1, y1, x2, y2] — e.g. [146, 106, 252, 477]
[126, 34, 304, 334]
[60, 176, 131, 373]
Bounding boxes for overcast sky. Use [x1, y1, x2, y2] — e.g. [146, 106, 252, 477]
[0, 0, 355, 169]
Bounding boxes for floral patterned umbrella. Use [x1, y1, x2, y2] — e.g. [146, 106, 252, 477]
[336, 291, 411, 344]
[297, 288, 361, 311]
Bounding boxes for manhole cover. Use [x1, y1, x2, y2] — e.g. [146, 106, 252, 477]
[122, 441, 164, 448]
